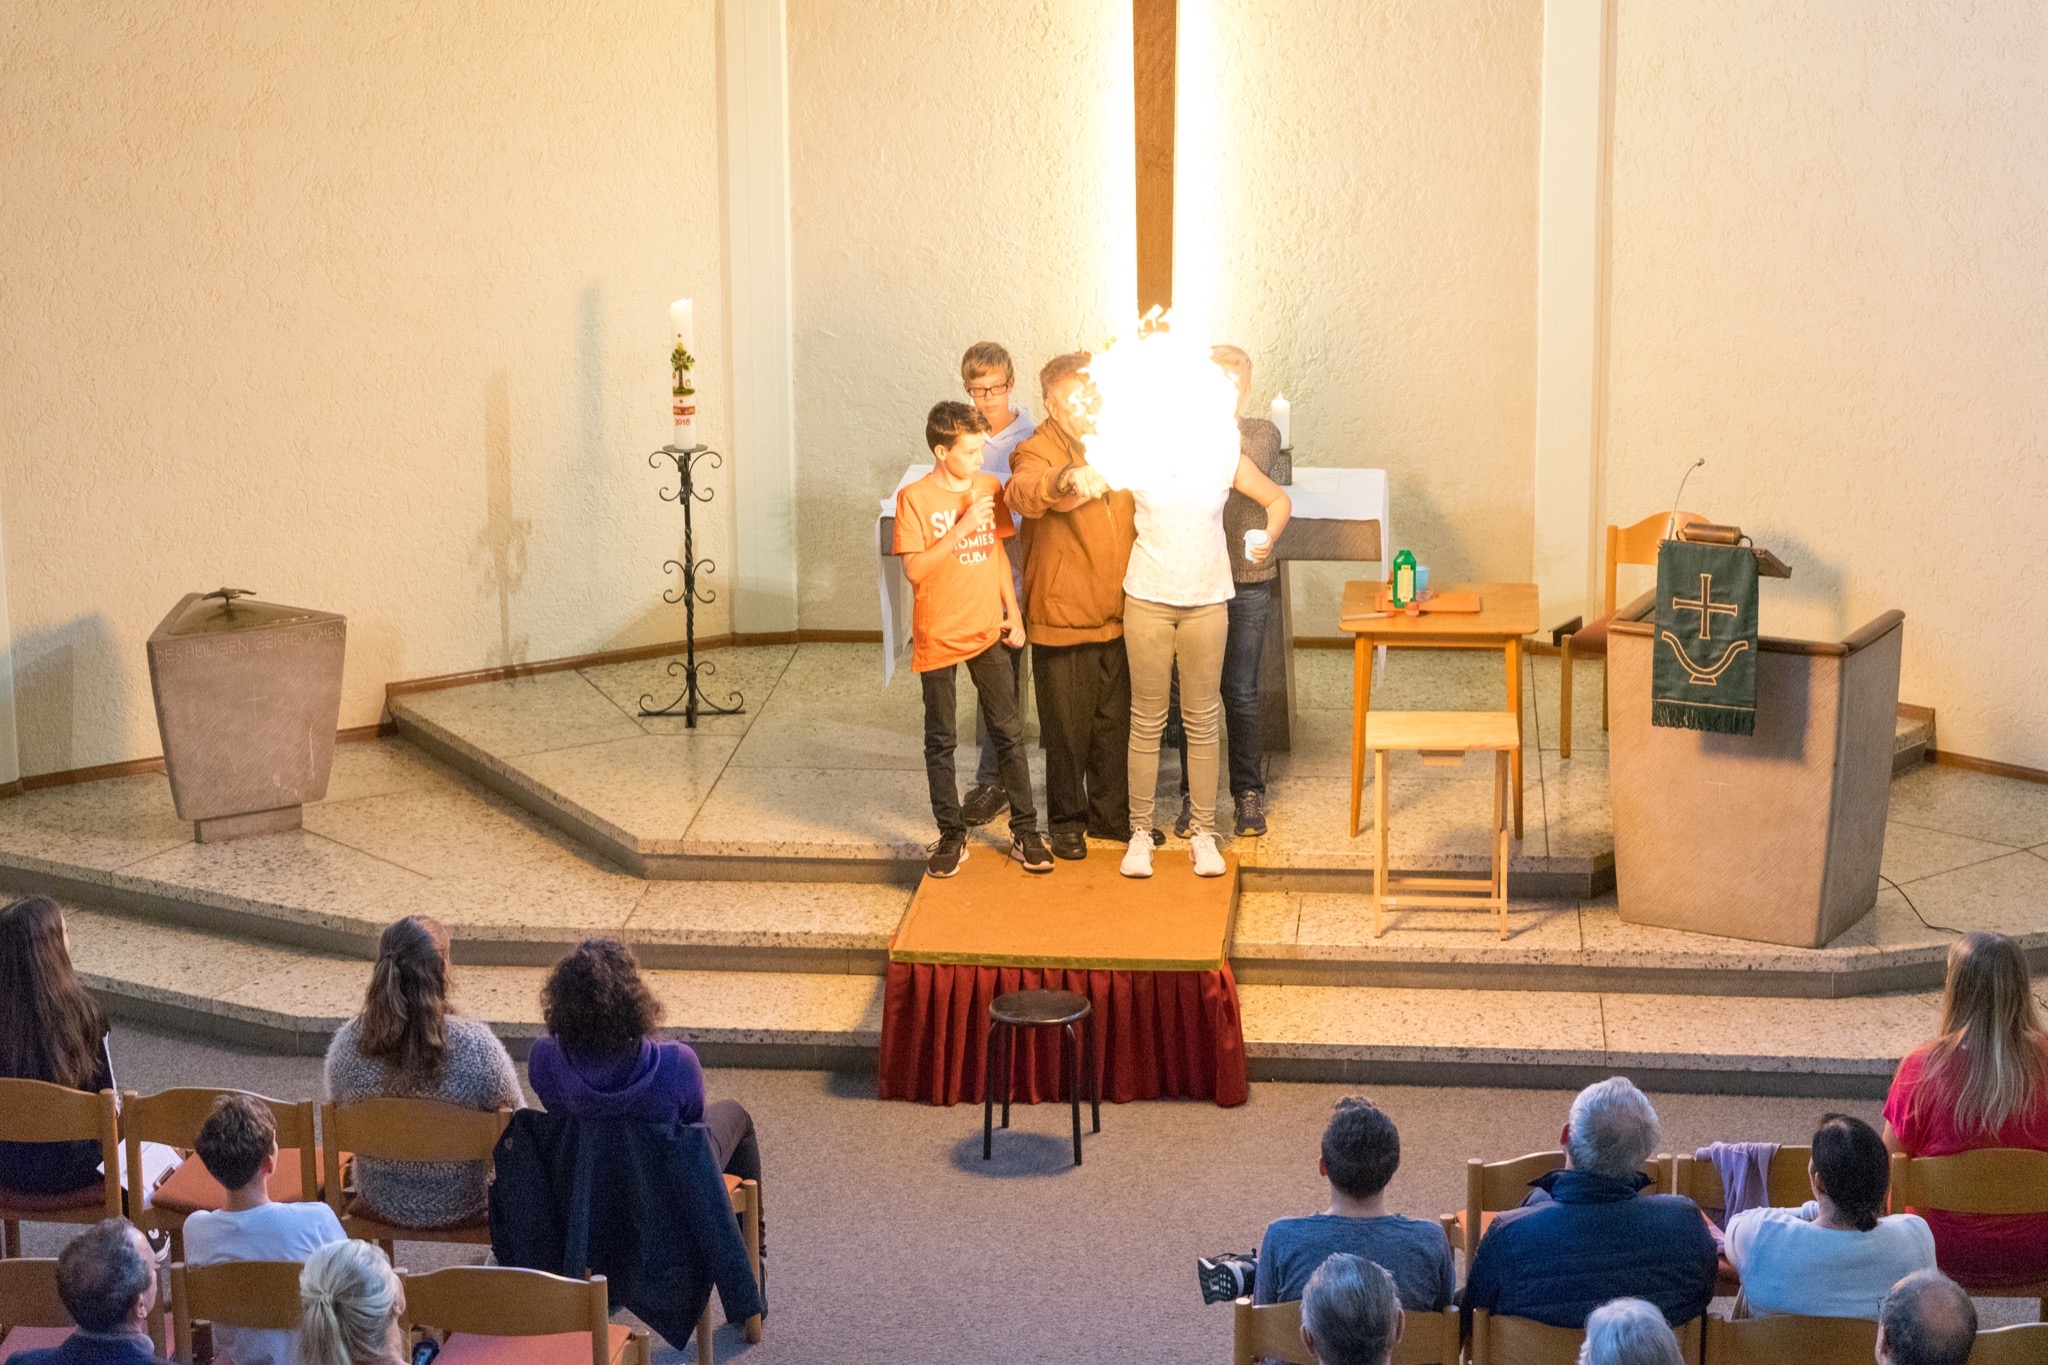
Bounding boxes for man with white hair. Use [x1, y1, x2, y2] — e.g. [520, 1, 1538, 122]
[1461, 1077, 1718, 1334]
[1300, 1253, 1403, 1365]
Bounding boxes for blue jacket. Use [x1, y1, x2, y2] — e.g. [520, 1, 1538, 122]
[1461, 1168, 1719, 1331]
[6, 1331, 157, 1365]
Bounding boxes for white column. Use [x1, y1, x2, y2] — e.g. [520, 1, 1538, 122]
[1531, 0, 1615, 627]
[720, 0, 800, 634]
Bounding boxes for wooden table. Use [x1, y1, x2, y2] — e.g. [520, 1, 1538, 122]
[1340, 581, 1539, 840]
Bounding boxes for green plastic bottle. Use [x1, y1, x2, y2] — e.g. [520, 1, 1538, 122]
[1390, 549, 1418, 608]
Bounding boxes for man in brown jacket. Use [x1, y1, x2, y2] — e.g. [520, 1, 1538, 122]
[1006, 352, 1138, 860]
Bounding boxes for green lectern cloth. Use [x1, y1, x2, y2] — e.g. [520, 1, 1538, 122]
[1652, 538, 1758, 735]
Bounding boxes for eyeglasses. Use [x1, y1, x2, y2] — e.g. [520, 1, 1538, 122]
[966, 382, 1012, 399]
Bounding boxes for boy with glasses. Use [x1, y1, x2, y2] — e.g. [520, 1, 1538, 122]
[958, 342, 1037, 829]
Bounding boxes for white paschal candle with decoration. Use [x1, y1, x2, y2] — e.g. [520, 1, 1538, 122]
[670, 297, 696, 446]
[1271, 393, 1291, 450]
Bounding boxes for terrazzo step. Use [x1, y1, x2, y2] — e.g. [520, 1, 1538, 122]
[1895, 704, 1936, 775]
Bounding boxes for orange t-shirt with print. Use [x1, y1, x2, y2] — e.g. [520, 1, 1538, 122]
[893, 470, 1015, 673]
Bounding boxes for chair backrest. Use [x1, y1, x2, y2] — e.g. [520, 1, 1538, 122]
[320, 1099, 512, 1214]
[400, 1266, 611, 1365]
[1462, 1152, 1670, 1260]
[1668, 1146, 1813, 1212]
[169, 1260, 307, 1365]
[1704, 1312, 1878, 1365]
[1890, 1148, 2048, 1216]
[0, 1079, 121, 1216]
[123, 1088, 320, 1218]
[1970, 1322, 2048, 1364]
[1472, 1311, 1704, 1365]
[1392, 1307, 1459, 1365]
[1604, 510, 1709, 617]
[1231, 1300, 1457, 1365]
[0, 1258, 71, 1329]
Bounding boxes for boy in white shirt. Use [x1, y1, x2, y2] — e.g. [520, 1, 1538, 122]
[1724, 1113, 1935, 1319]
[181, 1095, 346, 1365]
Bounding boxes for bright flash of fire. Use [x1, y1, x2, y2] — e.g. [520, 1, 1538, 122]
[1081, 316, 1241, 494]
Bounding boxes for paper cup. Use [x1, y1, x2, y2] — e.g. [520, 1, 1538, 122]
[1244, 529, 1270, 562]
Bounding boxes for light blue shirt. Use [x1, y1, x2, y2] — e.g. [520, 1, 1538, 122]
[1723, 1201, 1936, 1319]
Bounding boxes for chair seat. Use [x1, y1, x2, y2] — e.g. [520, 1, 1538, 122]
[990, 989, 1090, 1027]
[0, 1182, 105, 1216]
[0, 1327, 72, 1356]
[1365, 711, 1519, 753]
[1567, 613, 1612, 656]
[436, 1324, 635, 1365]
[152, 1147, 321, 1213]
[342, 1196, 491, 1236]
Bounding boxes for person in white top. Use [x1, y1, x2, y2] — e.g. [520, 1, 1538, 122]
[1101, 347, 1290, 879]
[1723, 1113, 1935, 1319]
[957, 342, 1040, 830]
[181, 1094, 347, 1365]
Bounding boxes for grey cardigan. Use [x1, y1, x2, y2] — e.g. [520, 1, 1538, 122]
[323, 1014, 524, 1229]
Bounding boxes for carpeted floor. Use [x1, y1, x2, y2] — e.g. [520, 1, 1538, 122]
[18, 1024, 2035, 1364]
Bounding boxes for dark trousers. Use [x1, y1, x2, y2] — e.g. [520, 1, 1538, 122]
[1032, 638, 1131, 838]
[1177, 578, 1275, 798]
[971, 642, 1027, 788]
[705, 1098, 764, 1274]
[921, 642, 1038, 838]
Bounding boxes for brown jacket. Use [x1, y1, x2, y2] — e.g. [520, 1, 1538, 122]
[1005, 419, 1137, 646]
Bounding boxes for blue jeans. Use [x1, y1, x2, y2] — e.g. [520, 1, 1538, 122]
[1176, 578, 1274, 799]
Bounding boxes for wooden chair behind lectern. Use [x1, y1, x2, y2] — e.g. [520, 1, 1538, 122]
[1552, 509, 1709, 758]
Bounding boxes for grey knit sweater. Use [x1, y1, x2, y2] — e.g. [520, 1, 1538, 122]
[322, 1014, 524, 1229]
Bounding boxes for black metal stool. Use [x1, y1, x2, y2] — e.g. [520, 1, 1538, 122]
[982, 989, 1101, 1165]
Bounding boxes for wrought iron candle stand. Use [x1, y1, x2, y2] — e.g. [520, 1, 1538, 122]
[639, 444, 745, 725]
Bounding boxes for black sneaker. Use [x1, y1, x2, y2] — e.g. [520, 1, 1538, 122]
[926, 831, 969, 878]
[1050, 831, 1090, 860]
[1173, 793, 1194, 839]
[961, 784, 1008, 827]
[1197, 1251, 1257, 1304]
[1011, 829, 1055, 874]
[1234, 790, 1267, 837]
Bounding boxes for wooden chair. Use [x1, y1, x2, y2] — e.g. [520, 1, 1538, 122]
[320, 1099, 511, 1258]
[688, 1174, 766, 1364]
[400, 1265, 647, 1365]
[1889, 1148, 2048, 1311]
[1704, 1312, 1877, 1365]
[1443, 1151, 1671, 1268]
[1231, 1299, 1458, 1365]
[1668, 1145, 1813, 1296]
[1971, 1322, 2048, 1364]
[1365, 711, 1519, 939]
[0, 1257, 72, 1359]
[1470, 1310, 1703, 1365]
[169, 1259, 305, 1365]
[1552, 509, 1708, 758]
[125, 1088, 322, 1262]
[0, 1079, 122, 1258]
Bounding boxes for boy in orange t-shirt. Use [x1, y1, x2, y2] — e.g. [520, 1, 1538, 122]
[894, 402, 1052, 878]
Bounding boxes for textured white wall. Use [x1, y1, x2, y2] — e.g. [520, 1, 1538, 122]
[1605, 3, 2048, 767]
[0, 1, 728, 775]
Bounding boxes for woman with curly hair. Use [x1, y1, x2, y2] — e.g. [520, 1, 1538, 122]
[529, 937, 762, 1201]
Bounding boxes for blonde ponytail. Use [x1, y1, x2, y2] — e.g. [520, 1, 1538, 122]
[300, 1241, 402, 1365]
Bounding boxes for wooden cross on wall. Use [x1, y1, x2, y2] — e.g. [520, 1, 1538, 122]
[1135, 0, 1176, 315]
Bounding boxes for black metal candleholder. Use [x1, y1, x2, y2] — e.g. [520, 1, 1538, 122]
[639, 443, 745, 725]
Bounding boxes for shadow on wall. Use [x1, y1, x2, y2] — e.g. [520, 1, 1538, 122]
[10, 614, 121, 776]
[1754, 530, 1850, 640]
[473, 368, 532, 669]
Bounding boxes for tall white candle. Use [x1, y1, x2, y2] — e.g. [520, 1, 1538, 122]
[1271, 393, 1291, 449]
[671, 297, 696, 445]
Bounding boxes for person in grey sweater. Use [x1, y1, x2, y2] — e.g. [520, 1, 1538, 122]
[322, 916, 523, 1229]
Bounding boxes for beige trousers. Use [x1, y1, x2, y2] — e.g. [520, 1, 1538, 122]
[1124, 595, 1228, 836]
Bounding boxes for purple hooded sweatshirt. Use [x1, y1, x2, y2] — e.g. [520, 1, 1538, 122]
[527, 1036, 707, 1125]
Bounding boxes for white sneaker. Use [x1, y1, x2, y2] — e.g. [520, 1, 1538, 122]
[1190, 832, 1226, 878]
[1120, 829, 1155, 879]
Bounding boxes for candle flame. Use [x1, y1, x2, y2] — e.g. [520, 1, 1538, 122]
[1080, 312, 1240, 494]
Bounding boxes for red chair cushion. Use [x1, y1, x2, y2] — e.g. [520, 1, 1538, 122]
[1570, 614, 1613, 656]
[151, 1147, 319, 1213]
[0, 1182, 105, 1215]
[0, 1327, 73, 1355]
[436, 1325, 634, 1365]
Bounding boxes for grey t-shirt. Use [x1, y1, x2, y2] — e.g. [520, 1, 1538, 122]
[1254, 1212, 1457, 1309]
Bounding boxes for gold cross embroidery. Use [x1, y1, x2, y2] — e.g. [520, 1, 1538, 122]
[1671, 572, 1738, 640]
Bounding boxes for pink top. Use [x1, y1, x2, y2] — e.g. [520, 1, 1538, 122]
[1884, 1039, 2048, 1285]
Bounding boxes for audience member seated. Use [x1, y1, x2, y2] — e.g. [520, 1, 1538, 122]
[1254, 1097, 1454, 1312]
[1461, 1077, 1717, 1331]
[297, 1240, 406, 1365]
[1723, 1113, 1934, 1318]
[528, 939, 763, 1207]
[1874, 1269, 1976, 1365]
[322, 916, 523, 1230]
[1578, 1298, 1682, 1365]
[0, 898, 121, 1200]
[1298, 1253, 1401, 1365]
[180, 1095, 346, 1365]
[3, 1218, 159, 1365]
[1883, 931, 2048, 1287]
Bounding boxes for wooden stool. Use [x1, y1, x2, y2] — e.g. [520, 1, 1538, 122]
[1365, 711, 1520, 939]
